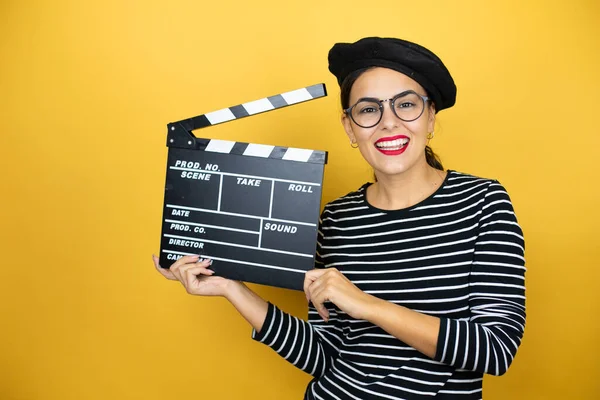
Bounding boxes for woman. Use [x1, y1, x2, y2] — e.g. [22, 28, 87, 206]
[153, 37, 526, 399]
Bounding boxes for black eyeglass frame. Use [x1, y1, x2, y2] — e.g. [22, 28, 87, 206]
[343, 90, 430, 128]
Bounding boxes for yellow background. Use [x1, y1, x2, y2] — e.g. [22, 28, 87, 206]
[1, 0, 598, 399]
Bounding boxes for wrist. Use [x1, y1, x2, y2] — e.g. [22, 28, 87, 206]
[362, 294, 388, 323]
[223, 280, 246, 302]
[222, 280, 269, 332]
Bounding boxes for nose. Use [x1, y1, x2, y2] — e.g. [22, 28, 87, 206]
[379, 101, 399, 130]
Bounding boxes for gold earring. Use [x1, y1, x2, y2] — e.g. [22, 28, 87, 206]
[427, 131, 435, 140]
[350, 140, 359, 148]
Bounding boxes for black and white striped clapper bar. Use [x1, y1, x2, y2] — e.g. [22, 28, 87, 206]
[159, 84, 328, 290]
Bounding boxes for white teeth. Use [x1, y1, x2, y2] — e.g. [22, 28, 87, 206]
[375, 138, 409, 148]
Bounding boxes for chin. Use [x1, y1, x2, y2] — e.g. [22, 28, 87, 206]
[373, 165, 414, 178]
[363, 151, 423, 178]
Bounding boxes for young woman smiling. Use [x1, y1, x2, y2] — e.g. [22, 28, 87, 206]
[153, 37, 526, 399]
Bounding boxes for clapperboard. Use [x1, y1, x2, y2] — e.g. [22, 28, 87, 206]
[159, 84, 328, 290]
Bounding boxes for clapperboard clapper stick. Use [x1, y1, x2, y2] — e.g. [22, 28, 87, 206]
[159, 84, 328, 290]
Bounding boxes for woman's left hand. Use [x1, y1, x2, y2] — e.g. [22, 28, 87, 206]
[304, 268, 378, 322]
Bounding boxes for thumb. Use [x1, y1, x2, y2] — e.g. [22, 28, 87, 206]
[315, 302, 330, 322]
[186, 264, 215, 277]
[184, 265, 214, 284]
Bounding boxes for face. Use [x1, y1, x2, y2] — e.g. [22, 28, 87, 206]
[342, 67, 435, 178]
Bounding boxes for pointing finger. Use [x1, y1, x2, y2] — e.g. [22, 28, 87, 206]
[171, 254, 201, 270]
[180, 260, 213, 277]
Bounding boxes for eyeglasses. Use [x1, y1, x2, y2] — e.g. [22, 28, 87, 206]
[344, 90, 430, 128]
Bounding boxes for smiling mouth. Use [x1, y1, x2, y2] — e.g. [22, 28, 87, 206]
[374, 136, 410, 155]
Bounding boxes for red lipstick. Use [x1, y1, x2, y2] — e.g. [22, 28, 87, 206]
[374, 135, 410, 156]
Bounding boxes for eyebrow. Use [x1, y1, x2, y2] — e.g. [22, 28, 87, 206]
[355, 90, 419, 103]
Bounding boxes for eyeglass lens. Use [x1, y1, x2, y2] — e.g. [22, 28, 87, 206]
[350, 92, 425, 128]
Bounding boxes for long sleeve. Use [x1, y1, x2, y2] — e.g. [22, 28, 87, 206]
[252, 302, 343, 377]
[251, 216, 342, 378]
[434, 181, 526, 376]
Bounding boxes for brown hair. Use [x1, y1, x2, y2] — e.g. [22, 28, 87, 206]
[340, 68, 444, 171]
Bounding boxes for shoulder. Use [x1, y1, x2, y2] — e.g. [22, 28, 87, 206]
[446, 170, 495, 186]
[445, 170, 518, 221]
[445, 170, 511, 197]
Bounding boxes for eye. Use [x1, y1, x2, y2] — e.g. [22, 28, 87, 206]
[396, 102, 415, 109]
[359, 106, 379, 114]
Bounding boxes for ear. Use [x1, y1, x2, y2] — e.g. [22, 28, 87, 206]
[341, 113, 356, 144]
[427, 103, 436, 133]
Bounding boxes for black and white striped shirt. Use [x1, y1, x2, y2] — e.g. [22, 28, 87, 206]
[253, 170, 526, 399]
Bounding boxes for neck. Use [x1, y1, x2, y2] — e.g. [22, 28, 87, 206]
[368, 161, 447, 210]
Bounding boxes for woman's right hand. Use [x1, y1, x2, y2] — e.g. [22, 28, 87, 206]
[152, 254, 235, 297]
[153, 254, 269, 331]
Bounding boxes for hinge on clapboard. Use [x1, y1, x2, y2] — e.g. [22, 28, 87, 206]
[166, 121, 197, 149]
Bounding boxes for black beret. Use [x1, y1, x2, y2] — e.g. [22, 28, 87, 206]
[328, 37, 457, 112]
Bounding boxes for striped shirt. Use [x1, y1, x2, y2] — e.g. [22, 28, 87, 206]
[252, 170, 526, 399]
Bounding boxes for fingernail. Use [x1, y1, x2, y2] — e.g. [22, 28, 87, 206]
[208, 259, 213, 265]
[198, 258, 205, 263]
